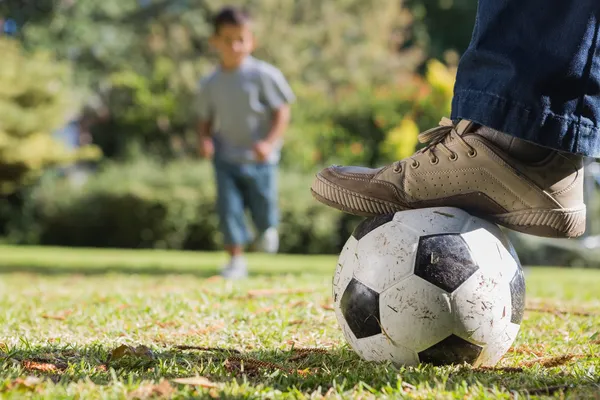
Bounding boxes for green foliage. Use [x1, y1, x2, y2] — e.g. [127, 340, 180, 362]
[227, 0, 421, 91]
[0, 37, 101, 194]
[5, 159, 344, 254]
[93, 57, 198, 159]
[16, 0, 425, 159]
[282, 59, 458, 171]
[406, 0, 477, 61]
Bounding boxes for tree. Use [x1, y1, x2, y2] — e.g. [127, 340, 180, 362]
[206, 0, 422, 93]
[0, 37, 100, 193]
[12, 0, 424, 158]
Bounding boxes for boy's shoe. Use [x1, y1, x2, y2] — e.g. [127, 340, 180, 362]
[311, 118, 586, 238]
[220, 256, 248, 280]
[256, 227, 279, 254]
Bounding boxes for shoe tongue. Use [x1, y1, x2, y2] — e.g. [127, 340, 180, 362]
[437, 120, 475, 145]
[455, 120, 476, 135]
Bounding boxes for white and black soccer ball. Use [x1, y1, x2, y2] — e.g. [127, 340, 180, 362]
[333, 207, 525, 367]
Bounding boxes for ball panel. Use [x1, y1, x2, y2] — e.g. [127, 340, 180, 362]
[340, 279, 381, 339]
[414, 234, 479, 293]
[333, 236, 360, 345]
[461, 231, 517, 283]
[351, 334, 419, 365]
[460, 219, 519, 284]
[392, 207, 472, 236]
[352, 214, 394, 240]
[477, 322, 521, 367]
[380, 275, 453, 352]
[509, 268, 526, 324]
[353, 221, 419, 292]
[333, 236, 359, 304]
[451, 269, 512, 346]
[418, 334, 483, 366]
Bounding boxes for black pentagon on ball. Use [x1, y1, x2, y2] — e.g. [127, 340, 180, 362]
[352, 214, 395, 241]
[340, 278, 381, 339]
[414, 234, 479, 292]
[418, 334, 483, 366]
[509, 267, 526, 324]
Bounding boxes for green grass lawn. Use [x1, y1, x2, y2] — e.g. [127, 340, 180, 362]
[0, 245, 599, 399]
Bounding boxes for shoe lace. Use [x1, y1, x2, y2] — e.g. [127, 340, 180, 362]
[393, 117, 476, 171]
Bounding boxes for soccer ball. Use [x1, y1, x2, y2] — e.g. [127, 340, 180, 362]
[333, 207, 525, 367]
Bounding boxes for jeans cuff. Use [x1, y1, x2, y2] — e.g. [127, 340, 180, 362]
[451, 89, 600, 158]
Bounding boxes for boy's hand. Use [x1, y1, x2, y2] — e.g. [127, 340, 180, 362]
[199, 137, 214, 159]
[254, 140, 272, 162]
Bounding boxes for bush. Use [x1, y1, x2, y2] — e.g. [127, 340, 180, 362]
[5, 158, 348, 254]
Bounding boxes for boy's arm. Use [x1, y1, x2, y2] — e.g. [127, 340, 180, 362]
[260, 66, 296, 144]
[264, 104, 291, 144]
[194, 77, 214, 156]
[197, 119, 212, 139]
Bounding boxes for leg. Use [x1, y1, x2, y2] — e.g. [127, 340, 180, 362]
[452, 0, 600, 156]
[311, 0, 597, 238]
[242, 163, 280, 253]
[214, 160, 250, 278]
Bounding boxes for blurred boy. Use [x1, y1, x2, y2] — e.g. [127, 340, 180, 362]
[196, 6, 295, 279]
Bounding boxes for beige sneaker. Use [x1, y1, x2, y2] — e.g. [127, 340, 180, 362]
[311, 118, 586, 238]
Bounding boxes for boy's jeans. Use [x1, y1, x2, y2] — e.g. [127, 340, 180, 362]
[451, 0, 600, 158]
[213, 158, 278, 246]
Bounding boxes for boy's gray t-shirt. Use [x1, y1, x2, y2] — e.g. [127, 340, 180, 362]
[196, 56, 295, 164]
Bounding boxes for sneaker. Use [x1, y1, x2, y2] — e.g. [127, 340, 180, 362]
[256, 227, 279, 254]
[220, 255, 248, 280]
[311, 118, 586, 238]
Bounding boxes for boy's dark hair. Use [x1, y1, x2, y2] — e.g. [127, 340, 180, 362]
[212, 6, 251, 34]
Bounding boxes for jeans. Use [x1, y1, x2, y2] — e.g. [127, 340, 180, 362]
[452, 0, 600, 158]
[213, 158, 279, 246]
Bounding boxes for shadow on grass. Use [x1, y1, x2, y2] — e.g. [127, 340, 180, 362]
[0, 265, 308, 278]
[2, 344, 598, 396]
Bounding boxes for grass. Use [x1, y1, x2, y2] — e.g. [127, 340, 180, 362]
[0, 245, 599, 399]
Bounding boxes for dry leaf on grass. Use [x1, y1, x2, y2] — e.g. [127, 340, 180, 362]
[321, 304, 334, 311]
[155, 321, 179, 329]
[0, 343, 7, 353]
[521, 354, 584, 368]
[129, 380, 173, 399]
[287, 300, 308, 308]
[508, 344, 546, 357]
[172, 376, 217, 388]
[22, 361, 60, 373]
[108, 345, 155, 362]
[95, 365, 108, 372]
[289, 347, 330, 361]
[41, 310, 73, 321]
[477, 366, 524, 373]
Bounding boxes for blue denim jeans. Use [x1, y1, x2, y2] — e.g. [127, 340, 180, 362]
[213, 158, 279, 246]
[452, 0, 600, 158]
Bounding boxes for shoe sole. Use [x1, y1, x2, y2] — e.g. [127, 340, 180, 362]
[311, 174, 586, 239]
